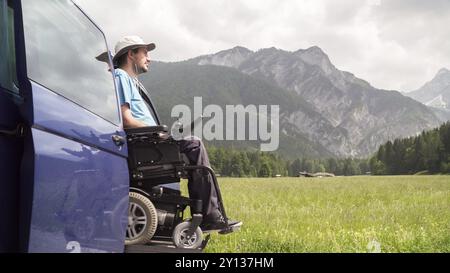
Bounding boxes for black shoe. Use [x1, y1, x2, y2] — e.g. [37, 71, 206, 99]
[201, 220, 228, 231]
[201, 213, 242, 232]
[201, 212, 226, 231]
[218, 220, 243, 234]
[226, 219, 242, 227]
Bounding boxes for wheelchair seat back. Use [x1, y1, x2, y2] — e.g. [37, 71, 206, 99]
[125, 126, 186, 188]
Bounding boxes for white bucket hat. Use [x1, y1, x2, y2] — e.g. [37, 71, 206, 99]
[112, 35, 155, 64]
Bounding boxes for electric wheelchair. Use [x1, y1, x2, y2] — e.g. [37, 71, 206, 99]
[124, 125, 240, 249]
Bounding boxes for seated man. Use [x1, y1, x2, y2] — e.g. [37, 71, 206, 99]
[112, 35, 240, 231]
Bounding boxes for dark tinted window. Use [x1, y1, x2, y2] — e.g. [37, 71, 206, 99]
[0, 0, 18, 94]
[22, 0, 120, 125]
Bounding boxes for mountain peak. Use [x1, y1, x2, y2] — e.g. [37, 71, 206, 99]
[294, 45, 326, 56]
[257, 47, 281, 53]
[437, 67, 450, 77]
[214, 46, 253, 57]
[406, 67, 450, 110]
[195, 46, 253, 68]
[294, 46, 334, 75]
[230, 46, 253, 53]
[305, 45, 325, 54]
[431, 67, 450, 83]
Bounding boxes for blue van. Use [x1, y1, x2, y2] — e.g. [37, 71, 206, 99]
[1, 0, 129, 252]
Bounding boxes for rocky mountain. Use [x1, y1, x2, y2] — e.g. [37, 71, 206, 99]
[406, 68, 450, 109]
[196, 46, 253, 69]
[188, 46, 441, 157]
[140, 62, 336, 159]
[404, 68, 450, 122]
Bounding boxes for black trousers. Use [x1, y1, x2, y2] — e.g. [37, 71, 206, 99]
[178, 136, 219, 218]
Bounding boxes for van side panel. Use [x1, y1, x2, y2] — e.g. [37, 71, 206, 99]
[22, 83, 129, 253]
[0, 91, 22, 252]
[26, 128, 128, 252]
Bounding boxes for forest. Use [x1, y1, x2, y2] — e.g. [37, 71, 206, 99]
[206, 122, 450, 176]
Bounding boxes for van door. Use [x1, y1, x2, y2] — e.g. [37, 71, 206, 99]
[0, 0, 22, 252]
[16, 0, 129, 252]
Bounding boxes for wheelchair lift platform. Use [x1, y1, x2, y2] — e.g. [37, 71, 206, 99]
[124, 240, 203, 253]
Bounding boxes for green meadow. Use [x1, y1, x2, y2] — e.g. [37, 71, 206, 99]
[182, 176, 450, 253]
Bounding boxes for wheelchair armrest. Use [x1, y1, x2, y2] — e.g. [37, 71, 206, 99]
[125, 125, 169, 136]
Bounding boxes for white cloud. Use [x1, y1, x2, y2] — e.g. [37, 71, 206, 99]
[75, 0, 450, 91]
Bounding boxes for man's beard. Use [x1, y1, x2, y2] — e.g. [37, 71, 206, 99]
[135, 63, 148, 74]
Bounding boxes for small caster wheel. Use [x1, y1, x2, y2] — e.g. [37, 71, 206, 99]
[172, 221, 203, 249]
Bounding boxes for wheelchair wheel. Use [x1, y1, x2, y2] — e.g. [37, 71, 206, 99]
[172, 220, 203, 249]
[125, 192, 158, 245]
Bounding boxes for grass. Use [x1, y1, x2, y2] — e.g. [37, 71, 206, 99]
[181, 175, 450, 253]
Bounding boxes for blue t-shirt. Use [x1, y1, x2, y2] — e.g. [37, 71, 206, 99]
[115, 68, 157, 126]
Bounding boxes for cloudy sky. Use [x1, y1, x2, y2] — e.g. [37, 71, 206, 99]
[75, 0, 450, 92]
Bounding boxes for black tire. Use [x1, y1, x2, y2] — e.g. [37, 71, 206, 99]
[172, 221, 203, 249]
[125, 192, 158, 245]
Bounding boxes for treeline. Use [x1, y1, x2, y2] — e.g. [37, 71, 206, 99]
[207, 146, 289, 177]
[370, 121, 450, 175]
[207, 122, 450, 177]
[288, 157, 370, 176]
[207, 146, 369, 177]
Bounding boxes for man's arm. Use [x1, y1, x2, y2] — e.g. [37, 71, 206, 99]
[121, 104, 148, 128]
[122, 104, 169, 139]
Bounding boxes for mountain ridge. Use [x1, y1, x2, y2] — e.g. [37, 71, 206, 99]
[143, 46, 443, 158]
[405, 67, 450, 111]
[190, 45, 440, 157]
[140, 61, 337, 159]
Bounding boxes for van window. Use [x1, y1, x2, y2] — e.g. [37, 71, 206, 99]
[0, 0, 19, 94]
[21, 0, 120, 125]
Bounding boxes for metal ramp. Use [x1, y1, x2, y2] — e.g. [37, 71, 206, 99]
[124, 240, 204, 253]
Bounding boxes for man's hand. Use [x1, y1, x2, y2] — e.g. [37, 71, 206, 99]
[157, 131, 170, 140]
